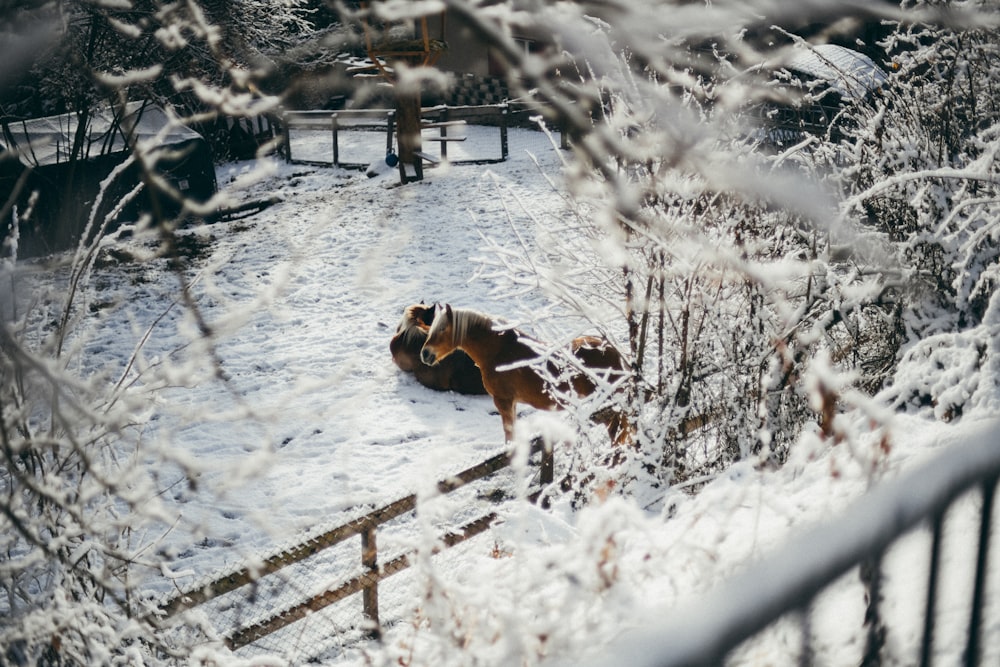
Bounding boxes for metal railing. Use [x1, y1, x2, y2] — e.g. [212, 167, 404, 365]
[584, 419, 1000, 667]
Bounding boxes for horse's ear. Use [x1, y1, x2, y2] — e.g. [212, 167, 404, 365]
[445, 303, 453, 319]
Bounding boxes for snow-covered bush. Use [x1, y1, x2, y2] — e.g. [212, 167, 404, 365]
[453, 2, 905, 490]
[458, 0, 1000, 495]
[837, 1, 1000, 420]
[1, 1, 323, 663]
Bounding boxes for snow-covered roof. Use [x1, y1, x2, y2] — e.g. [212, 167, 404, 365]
[2, 101, 205, 168]
[785, 44, 889, 100]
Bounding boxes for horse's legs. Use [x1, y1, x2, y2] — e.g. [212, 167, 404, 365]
[493, 396, 517, 442]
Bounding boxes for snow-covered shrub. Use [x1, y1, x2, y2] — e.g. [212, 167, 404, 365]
[836, 1, 1000, 420]
[1, 1, 323, 663]
[462, 0, 1000, 496]
[460, 4, 915, 490]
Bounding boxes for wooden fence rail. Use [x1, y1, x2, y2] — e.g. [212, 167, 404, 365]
[158, 442, 553, 649]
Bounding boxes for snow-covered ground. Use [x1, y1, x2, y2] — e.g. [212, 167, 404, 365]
[33, 124, 1000, 665]
[79, 126, 570, 561]
[59, 124, 597, 655]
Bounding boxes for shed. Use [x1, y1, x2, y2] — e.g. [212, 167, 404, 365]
[1, 102, 217, 258]
[752, 44, 890, 149]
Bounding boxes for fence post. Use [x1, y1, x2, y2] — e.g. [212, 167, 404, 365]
[965, 476, 997, 667]
[331, 113, 339, 167]
[860, 555, 885, 666]
[500, 104, 509, 161]
[440, 106, 449, 160]
[361, 526, 381, 639]
[278, 107, 291, 162]
[386, 110, 395, 156]
[540, 442, 554, 486]
[920, 511, 944, 667]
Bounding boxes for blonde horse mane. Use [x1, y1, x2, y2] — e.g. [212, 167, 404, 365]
[449, 307, 497, 345]
[396, 305, 431, 347]
[426, 305, 502, 350]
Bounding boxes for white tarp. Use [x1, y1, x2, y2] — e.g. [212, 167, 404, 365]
[786, 43, 889, 100]
[2, 101, 204, 167]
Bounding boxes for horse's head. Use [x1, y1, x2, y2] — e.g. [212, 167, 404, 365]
[396, 302, 436, 336]
[420, 303, 457, 366]
[392, 302, 434, 371]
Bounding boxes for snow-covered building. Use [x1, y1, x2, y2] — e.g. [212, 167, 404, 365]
[753, 43, 890, 148]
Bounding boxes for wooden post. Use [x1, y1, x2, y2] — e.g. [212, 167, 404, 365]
[395, 91, 423, 182]
[278, 107, 291, 162]
[540, 441, 554, 486]
[386, 110, 395, 155]
[500, 104, 509, 161]
[331, 113, 339, 167]
[439, 107, 449, 160]
[361, 526, 381, 639]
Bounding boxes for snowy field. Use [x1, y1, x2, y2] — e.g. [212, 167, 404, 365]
[29, 124, 1000, 665]
[94, 127, 570, 561]
[59, 125, 591, 657]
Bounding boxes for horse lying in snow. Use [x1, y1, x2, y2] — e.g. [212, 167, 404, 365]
[389, 303, 487, 395]
[419, 303, 629, 443]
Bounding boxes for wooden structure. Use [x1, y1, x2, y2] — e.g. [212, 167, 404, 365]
[358, 1, 449, 182]
[157, 442, 554, 652]
[359, 4, 448, 80]
[278, 104, 509, 169]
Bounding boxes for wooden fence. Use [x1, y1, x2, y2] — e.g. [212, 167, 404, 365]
[158, 442, 553, 651]
[278, 103, 513, 169]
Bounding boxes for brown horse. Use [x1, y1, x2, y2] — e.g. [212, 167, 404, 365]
[420, 303, 628, 442]
[390, 303, 487, 395]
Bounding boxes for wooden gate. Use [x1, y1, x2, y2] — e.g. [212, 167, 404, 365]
[157, 443, 554, 650]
